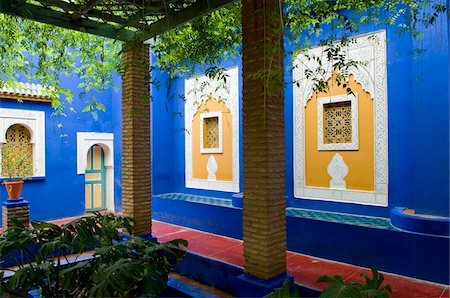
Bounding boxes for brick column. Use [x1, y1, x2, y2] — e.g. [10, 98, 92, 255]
[121, 42, 151, 236]
[242, 0, 286, 280]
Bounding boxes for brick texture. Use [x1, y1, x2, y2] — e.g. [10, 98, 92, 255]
[2, 204, 30, 229]
[242, 0, 287, 279]
[121, 42, 152, 236]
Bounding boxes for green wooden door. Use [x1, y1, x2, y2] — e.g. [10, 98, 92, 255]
[85, 145, 106, 211]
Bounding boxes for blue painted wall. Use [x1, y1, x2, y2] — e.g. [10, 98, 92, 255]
[152, 17, 449, 217]
[0, 73, 122, 224]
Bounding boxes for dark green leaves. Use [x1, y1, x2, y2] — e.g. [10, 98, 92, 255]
[0, 212, 187, 297]
[318, 268, 392, 298]
[266, 280, 301, 298]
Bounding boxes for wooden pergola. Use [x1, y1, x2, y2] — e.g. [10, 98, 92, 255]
[0, 0, 288, 294]
[0, 0, 235, 42]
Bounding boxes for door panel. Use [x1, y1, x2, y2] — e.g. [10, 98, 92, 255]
[85, 145, 106, 211]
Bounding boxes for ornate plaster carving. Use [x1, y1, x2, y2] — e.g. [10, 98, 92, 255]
[0, 108, 46, 177]
[293, 30, 388, 206]
[206, 155, 218, 181]
[185, 67, 240, 192]
[327, 153, 348, 189]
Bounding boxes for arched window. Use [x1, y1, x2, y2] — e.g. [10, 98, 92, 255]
[1, 124, 33, 177]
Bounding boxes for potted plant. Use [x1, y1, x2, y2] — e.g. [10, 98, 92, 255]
[1, 143, 32, 199]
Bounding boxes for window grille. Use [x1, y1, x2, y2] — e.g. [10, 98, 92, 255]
[1, 124, 33, 176]
[323, 101, 352, 144]
[204, 117, 219, 148]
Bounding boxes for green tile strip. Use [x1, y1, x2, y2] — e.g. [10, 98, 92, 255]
[155, 193, 400, 231]
[286, 208, 400, 231]
[155, 193, 233, 207]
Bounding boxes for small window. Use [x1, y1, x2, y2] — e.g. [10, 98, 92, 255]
[204, 117, 219, 149]
[200, 112, 223, 154]
[2, 124, 33, 177]
[323, 101, 352, 144]
[317, 94, 358, 151]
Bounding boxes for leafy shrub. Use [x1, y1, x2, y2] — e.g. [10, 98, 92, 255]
[318, 268, 392, 298]
[1, 143, 33, 181]
[266, 280, 300, 298]
[0, 212, 187, 297]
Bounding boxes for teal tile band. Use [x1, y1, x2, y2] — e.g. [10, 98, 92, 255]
[155, 193, 400, 231]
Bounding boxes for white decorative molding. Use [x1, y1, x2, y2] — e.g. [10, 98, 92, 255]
[185, 67, 240, 192]
[206, 155, 218, 181]
[293, 30, 388, 206]
[0, 82, 53, 99]
[77, 132, 115, 211]
[318, 93, 358, 151]
[327, 153, 348, 189]
[200, 111, 223, 154]
[0, 108, 46, 177]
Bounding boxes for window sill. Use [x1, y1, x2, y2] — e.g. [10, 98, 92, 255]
[0, 176, 45, 183]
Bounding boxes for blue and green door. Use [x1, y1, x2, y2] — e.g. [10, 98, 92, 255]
[85, 145, 106, 211]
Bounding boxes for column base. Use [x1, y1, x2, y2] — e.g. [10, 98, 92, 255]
[235, 272, 293, 297]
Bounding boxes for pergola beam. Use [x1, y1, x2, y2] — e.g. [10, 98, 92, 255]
[0, 1, 137, 41]
[139, 0, 236, 41]
[35, 0, 130, 26]
[0, 0, 237, 42]
[70, 0, 104, 20]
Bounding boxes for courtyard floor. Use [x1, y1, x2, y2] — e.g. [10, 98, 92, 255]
[2, 215, 448, 297]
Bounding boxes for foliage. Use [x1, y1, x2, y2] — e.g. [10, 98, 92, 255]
[0, 0, 447, 116]
[0, 13, 120, 121]
[318, 268, 392, 298]
[1, 142, 33, 181]
[266, 280, 300, 298]
[0, 212, 187, 297]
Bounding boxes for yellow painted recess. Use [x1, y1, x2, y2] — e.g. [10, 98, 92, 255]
[93, 146, 102, 170]
[93, 184, 102, 208]
[192, 97, 233, 181]
[85, 185, 92, 209]
[305, 74, 374, 191]
[85, 173, 101, 181]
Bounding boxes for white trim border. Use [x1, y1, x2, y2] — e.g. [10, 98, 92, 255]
[200, 111, 223, 154]
[0, 108, 46, 177]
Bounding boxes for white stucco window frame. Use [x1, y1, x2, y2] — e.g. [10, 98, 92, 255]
[200, 111, 223, 154]
[184, 66, 240, 193]
[318, 93, 359, 151]
[0, 108, 46, 178]
[293, 30, 388, 206]
[77, 132, 115, 212]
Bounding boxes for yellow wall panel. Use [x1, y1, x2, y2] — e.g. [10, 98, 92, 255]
[93, 146, 101, 170]
[85, 173, 101, 181]
[93, 184, 102, 208]
[305, 75, 375, 191]
[192, 98, 233, 181]
[85, 185, 92, 209]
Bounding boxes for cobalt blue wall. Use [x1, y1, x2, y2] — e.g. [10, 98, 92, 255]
[411, 12, 449, 216]
[151, 18, 449, 217]
[0, 73, 122, 224]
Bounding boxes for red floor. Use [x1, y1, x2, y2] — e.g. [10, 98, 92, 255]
[2, 216, 448, 297]
[152, 220, 449, 298]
